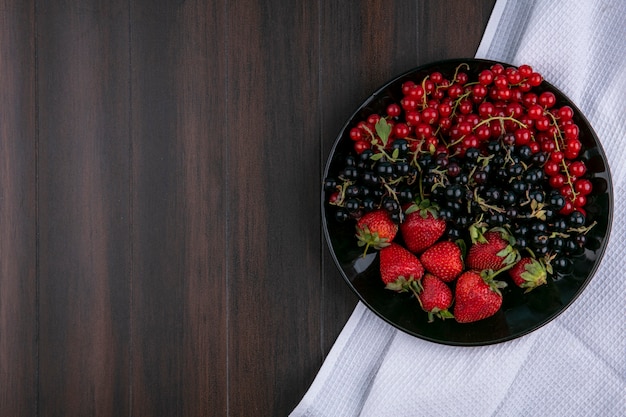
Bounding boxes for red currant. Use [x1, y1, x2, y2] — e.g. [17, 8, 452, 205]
[557, 105, 574, 122]
[478, 101, 495, 117]
[564, 138, 582, 159]
[509, 88, 523, 102]
[560, 184, 574, 199]
[349, 127, 363, 141]
[522, 92, 538, 107]
[541, 139, 556, 153]
[559, 200, 575, 215]
[528, 72, 543, 86]
[354, 140, 371, 154]
[505, 67, 522, 84]
[439, 117, 452, 131]
[529, 141, 541, 153]
[472, 84, 488, 100]
[393, 122, 410, 138]
[430, 71, 443, 84]
[475, 124, 491, 141]
[402, 81, 416, 95]
[572, 194, 587, 208]
[459, 121, 474, 136]
[386, 103, 401, 118]
[458, 99, 473, 114]
[544, 160, 560, 176]
[574, 179, 593, 195]
[462, 134, 479, 149]
[478, 69, 494, 85]
[563, 123, 580, 141]
[401, 97, 418, 111]
[433, 89, 445, 100]
[356, 121, 373, 135]
[405, 110, 421, 125]
[424, 79, 435, 94]
[490, 63, 505, 74]
[455, 72, 469, 85]
[506, 102, 524, 118]
[425, 135, 438, 149]
[367, 114, 381, 125]
[438, 102, 453, 118]
[407, 84, 424, 100]
[489, 120, 503, 138]
[415, 123, 433, 139]
[539, 91, 556, 108]
[493, 75, 509, 90]
[569, 160, 587, 177]
[527, 103, 544, 119]
[550, 150, 564, 163]
[518, 64, 533, 78]
[514, 128, 532, 145]
[518, 81, 532, 93]
[549, 174, 566, 188]
[535, 115, 551, 131]
[422, 106, 439, 124]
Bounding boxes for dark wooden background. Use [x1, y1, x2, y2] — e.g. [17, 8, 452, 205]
[0, 1, 495, 415]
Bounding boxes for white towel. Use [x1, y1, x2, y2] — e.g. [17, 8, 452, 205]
[291, 0, 626, 416]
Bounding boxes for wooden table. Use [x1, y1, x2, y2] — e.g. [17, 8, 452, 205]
[0, 1, 495, 415]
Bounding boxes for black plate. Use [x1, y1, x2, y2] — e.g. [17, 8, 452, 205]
[322, 58, 613, 346]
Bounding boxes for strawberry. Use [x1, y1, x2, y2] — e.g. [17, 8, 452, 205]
[399, 199, 445, 254]
[379, 242, 424, 292]
[419, 240, 463, 282]
[416, 273, 454, 322]
[509, 257, 550, 293]
[466, 227, 519, 272]
[453, 270, 506, 323]
[355, 209, 398, 255]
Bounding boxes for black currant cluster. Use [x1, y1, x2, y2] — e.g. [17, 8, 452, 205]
[417, 134, 592, 274]
[324, 138, 416, 224]
[324, 132, 594, 276]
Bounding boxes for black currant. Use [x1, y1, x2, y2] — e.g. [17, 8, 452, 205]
[502, 190, 518, 206]
[334, 208, 349, 222]
[345, 184, 360, 198]
[345, 155, 357, 167]
[345, 198, 360, 212]
[569, 211, 586, 227]
[342, 166, 359, 180]
[549, 192, 566, 210]
[516, 145, 533, 161]
[323, 177, 338, 191]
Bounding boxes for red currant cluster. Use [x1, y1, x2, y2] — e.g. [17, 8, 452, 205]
[346, 62, 591, 217]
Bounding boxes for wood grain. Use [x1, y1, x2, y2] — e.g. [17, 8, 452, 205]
[129, 1, 228, 415]
[0, 1, 37, 415]
[225, 1, 325, 414]
[36, 1, 131, 415]
[0, 1, 495, 415]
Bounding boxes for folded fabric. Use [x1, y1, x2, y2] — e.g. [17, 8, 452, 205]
[291, 0, 626, 415]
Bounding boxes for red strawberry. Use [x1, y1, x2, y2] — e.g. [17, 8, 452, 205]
[399, 199, 445, 254]
[355, 209, 398, 255]
[419, 240, 464, 282]
[509, 257, 549, 293]
[416, 273, 454, 322]
[453, 270, 506, 323]
[466, 228, 519, 271]
[379, 243, 424, 292]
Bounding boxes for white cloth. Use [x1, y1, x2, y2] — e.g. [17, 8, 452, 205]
[291, 0, 626, 416]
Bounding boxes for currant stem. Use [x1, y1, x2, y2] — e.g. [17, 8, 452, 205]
[473, 115, 527, 130]
[546, 110, 578, 199]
